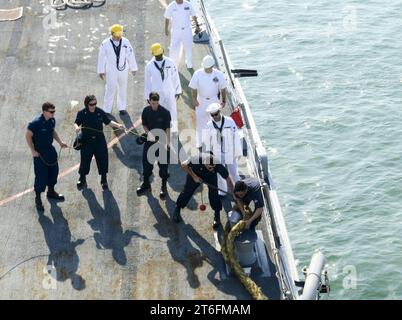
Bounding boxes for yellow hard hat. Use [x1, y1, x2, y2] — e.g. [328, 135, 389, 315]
[110, 24, 123, 37]
[151, 43, 164, 56]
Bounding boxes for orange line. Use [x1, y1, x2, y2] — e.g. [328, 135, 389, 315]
[0, 121, 142, 207]
[0, 188, 35, 206]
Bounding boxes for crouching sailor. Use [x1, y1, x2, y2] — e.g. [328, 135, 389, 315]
[173, 153, 234, 229]
[26, 102, 68, 211]
[233, 178, 264, 229]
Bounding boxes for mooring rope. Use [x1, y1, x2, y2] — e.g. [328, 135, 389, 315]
[50, 0, 106, 10]
[220, 205, 269, 300]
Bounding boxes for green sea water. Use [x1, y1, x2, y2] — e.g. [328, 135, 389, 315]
[205, 0, 402, 299]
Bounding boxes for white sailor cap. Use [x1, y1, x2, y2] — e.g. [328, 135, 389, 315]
[206, 102, 221, 114]
[202, 55, 215, 68]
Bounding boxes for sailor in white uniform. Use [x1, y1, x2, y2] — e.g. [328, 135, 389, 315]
[164, 0, 200, 69]
[189, 55, 227, 148]
[144, 43, 182, 133]
[97, 24, 138, 115]
[204, 103, 242, 195]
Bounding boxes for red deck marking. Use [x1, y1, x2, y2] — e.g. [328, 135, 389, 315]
[0, 121, 142, 207]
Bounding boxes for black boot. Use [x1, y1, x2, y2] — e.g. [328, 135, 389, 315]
[35, 192, 44, 211]
[159, 179, 168, 199]
[213, 211, 221, 230]
[136, 179, 151, 195]
[172, 206, 183, 223]
[47, 187, 65, 201]
[77, 174, 87, 189]
[101, 174, 108, 190]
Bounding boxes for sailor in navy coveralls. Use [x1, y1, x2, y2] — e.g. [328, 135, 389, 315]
[25, 102, 68, 211]
[74, 95, 125, 190]
[173, 153, 234, 229]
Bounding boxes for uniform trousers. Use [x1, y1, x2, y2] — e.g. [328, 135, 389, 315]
[33, 146, 59, 193]
[79, 135, 108, 176]
[176, 174, 222, 212]
[142, 141, 170, 181]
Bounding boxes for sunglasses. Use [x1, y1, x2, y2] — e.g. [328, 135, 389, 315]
[150, 98, 159, 102]
[47, 110, 56, 114]
[211, 111, 220, 117]
[88, 102, 97, 106]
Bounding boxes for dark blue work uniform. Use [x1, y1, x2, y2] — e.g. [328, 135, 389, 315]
[28, 114, 59, 193]
[176, 156, 229, 213]
[74, 107, 111, 176]
[241, 177, 264, 229]
[141, 104, 171, 182]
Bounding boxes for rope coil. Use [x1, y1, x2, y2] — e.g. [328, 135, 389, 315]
[50, 0, 106, 10]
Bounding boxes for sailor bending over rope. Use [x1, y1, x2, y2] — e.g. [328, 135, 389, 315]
[173, 153, 234, 229]
[233, 178, 264, 229]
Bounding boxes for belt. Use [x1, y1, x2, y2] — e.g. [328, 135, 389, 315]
[36, 145, 54, 149]
[200, 96, 212, 100]
[84, 135, 101, 139]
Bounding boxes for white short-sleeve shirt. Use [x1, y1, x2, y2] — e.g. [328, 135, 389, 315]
[189, 68, 228, 99]
[164, 0, 196, 31]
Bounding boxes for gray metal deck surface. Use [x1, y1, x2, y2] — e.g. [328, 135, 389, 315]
[0, 0, 280, 299]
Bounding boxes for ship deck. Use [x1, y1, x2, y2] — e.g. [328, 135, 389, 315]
[0, 0, 281, 299]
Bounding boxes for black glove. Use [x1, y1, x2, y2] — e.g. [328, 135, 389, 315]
[136, 133, 148, 145]
[73, 132, 83, 150]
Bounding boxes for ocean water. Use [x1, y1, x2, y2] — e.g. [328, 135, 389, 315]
[205, 0, 402, 299]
